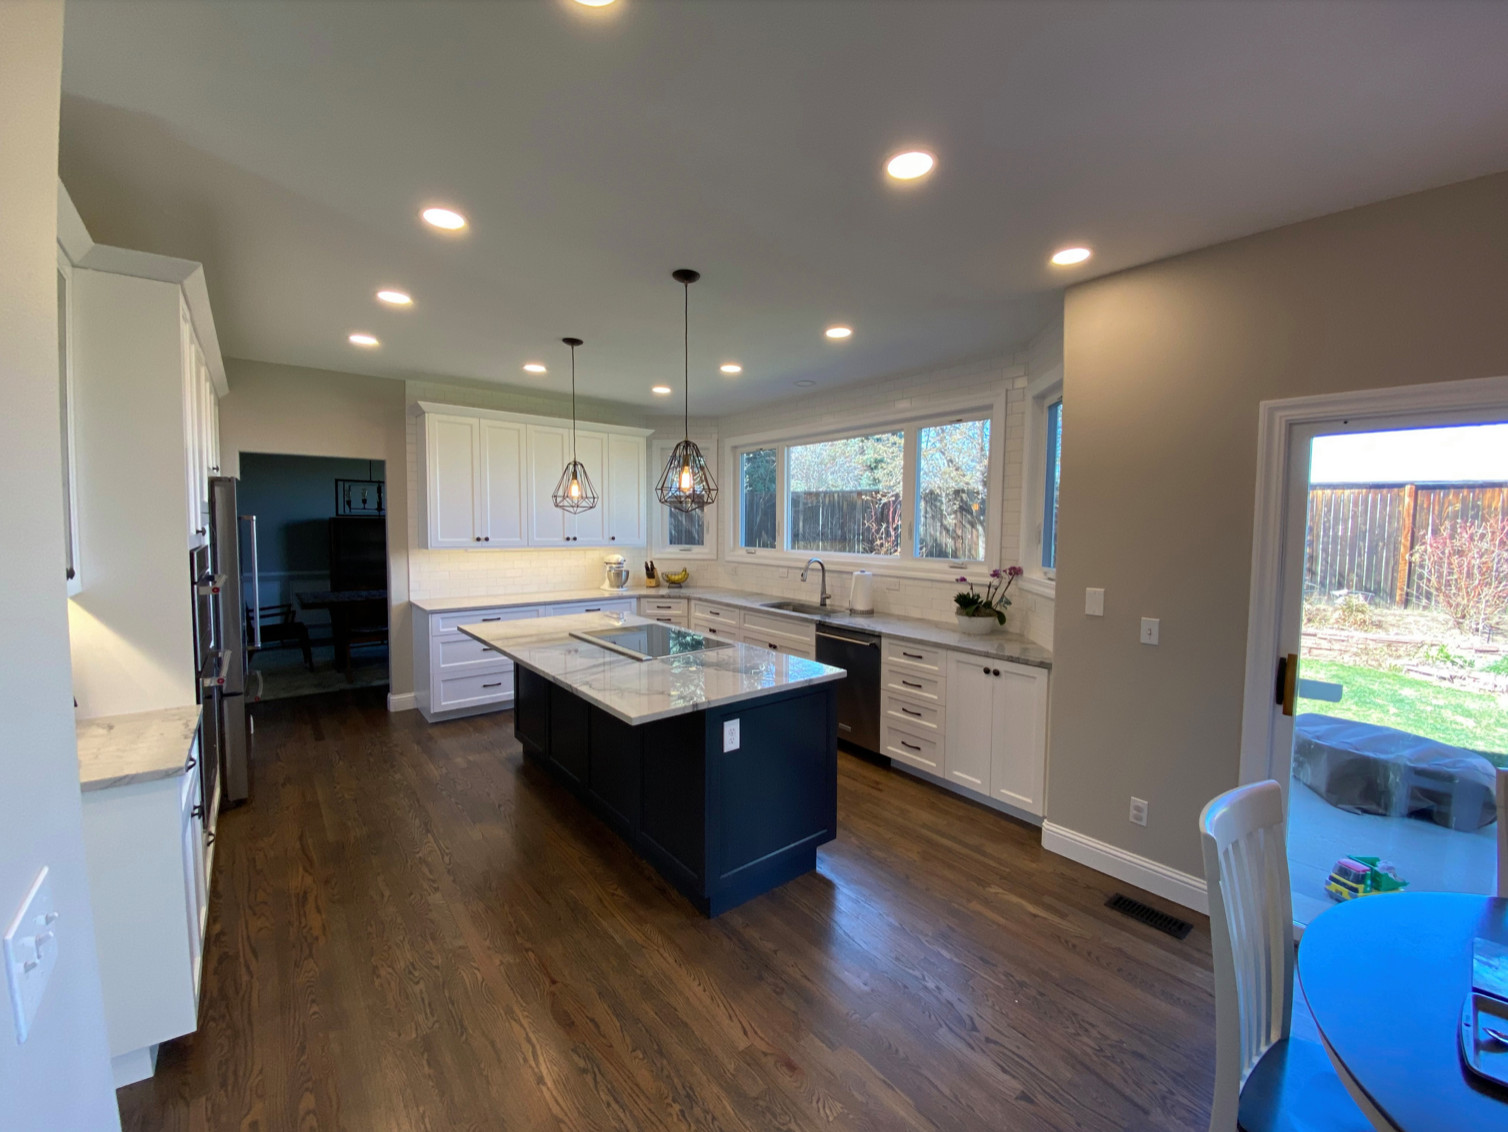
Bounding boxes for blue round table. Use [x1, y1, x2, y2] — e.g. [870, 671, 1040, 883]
[1298, 892, 1508, 1131]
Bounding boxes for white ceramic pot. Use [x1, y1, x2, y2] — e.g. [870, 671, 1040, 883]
[954, 612, 999, 635]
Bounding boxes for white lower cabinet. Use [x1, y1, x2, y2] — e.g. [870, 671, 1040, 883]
[81, 737, 214, 1087]
[943, 653, 1049, 817]
[638, 595, 687, 626]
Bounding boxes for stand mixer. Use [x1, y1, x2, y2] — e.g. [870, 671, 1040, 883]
[600, 554, 630, 591]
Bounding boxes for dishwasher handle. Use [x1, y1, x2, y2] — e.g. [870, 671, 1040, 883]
[816, 630, 879, 649]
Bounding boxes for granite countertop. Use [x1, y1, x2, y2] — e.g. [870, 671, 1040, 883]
[416, 584, 1052, 670]
[76, 705, 201, 792]
[458, 611, 846, 726]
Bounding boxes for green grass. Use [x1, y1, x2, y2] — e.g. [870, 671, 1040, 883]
[1297, 658, 1508, 764]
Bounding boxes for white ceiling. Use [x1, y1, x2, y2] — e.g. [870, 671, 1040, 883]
[59, 1, 1508, 414]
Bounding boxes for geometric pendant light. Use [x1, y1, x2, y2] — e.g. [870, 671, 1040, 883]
[655, 269, 719, 513]
[552, 336, 599, 513]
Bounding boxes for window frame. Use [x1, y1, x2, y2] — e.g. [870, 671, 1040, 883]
[1018, 367, 1063, 593]
[650, 437, 719, 559]
[723, 391, 1006, 579]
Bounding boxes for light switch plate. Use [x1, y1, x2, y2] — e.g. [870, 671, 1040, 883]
[4, 867, 58, 1044]
[1085, 588, 1105, 617]
[723, 719, 741, 752]
[1140, 617, 1160, 645]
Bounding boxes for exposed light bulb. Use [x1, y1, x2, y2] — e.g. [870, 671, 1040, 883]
[568, 478, 582, 500]
[679, 464, 694, 493]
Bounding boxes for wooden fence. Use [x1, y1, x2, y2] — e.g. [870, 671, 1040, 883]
[1305, 482, 1508, 607]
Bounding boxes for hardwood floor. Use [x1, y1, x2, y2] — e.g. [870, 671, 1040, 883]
[118, 688, 1217, 1131]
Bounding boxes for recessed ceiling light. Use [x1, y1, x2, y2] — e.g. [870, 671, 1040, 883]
[523, 363, 547, 374]
[651, 385, 672, 395]
[825, 325, 853, 340]
[720, 363, 742, 375]
[421, 207, 467, 231]
[885, 150, 935, 181]
[572, 0, 616, 6]
[376, 289, 412, 306]
[1051, 246, 1092, 266]
[348, 333, 379, 347]
[795, 379, 816, 388]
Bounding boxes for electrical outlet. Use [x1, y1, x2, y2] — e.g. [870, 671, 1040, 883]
[4, 867, 59, 1044]
[1129, 797, 1148, 826]
[1085, 588, 1105, 617]
[1140, 617, 1160, 646]
[723, 719, 740, 752]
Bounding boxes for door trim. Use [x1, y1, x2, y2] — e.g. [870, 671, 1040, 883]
[1238, 373, 1508, 787]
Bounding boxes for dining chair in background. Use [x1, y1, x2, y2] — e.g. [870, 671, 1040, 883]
[1199, 781, 1372, 1132]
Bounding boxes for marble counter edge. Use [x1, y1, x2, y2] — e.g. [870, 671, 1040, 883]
[77, 705, 202, 792]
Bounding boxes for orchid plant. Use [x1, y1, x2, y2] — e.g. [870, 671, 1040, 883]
[954, 566, 1024, 624]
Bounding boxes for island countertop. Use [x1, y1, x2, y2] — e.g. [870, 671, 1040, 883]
[458, 611, 846, 726]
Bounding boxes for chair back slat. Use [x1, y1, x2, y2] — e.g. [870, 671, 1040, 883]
[1200, 781, 1293, 1132]
[1497, 768, 1508, 899]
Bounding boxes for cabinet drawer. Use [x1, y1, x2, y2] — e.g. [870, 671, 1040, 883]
[548, 598, 635, 617]
[883, 639, 945, 676]
[437, 669, 514, 710]
[691, 619, 741, 643]
[882, 692, 943, 735]
[434, 606, 537, 634]
[690, 601, 738, 623]
[437, 635, 513, 673]
[882, 667, 945, 705]
[638, 596, 687, 616]
[647, 614, 688, 628]
[745, 636, 815, 660]
[882, 723, 942, 773]
[740, 609, 815, 645]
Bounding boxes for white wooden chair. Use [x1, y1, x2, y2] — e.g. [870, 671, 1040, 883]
[1497, 767, 1508, 898]
[1199, 781, 1372, 1132]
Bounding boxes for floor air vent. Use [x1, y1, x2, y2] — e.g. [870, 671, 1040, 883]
[1106, 893, 1193, 940]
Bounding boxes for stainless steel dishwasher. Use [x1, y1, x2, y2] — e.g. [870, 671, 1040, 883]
[816, 624, 881, 755]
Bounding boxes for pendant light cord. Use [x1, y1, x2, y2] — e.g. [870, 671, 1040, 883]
[570, 341, 578, 464]
[682, 280, 690, 443]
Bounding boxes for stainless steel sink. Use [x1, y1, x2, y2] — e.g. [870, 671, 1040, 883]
[759, 600, 837, 616]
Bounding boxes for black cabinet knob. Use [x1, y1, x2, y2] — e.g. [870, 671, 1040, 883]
[993, 668, 1001, 677]
[982, 666, 990, 674]
[484, 536, 490, 542]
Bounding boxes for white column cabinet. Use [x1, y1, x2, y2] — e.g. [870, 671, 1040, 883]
[417, 403, 651, 550]
[943, 653, 1049, 817]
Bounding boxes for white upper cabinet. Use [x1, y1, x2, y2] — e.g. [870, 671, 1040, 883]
[605, 432, 647, 546]
[417, 403, 651, 551]
[178, 298, 219, 549]
[480, 419, 528, 547]
[423, 414, 482, 548]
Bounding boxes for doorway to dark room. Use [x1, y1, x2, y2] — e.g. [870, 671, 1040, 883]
[237, 453, 389, 700]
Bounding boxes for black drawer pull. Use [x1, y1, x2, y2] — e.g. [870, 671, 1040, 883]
[185, 754, 196, 770]
[900, 707, 921, 717]
[900, 740, 921, 751]
[585, 607, 601, 612]
[901, 679, 921, 688]
[482, 682, 503, 689]
[902, 651, 924, 660]
[482, 616, 501, 622]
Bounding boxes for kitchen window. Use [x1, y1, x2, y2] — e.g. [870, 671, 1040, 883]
[1041, 398, 1061, 571]
[739, 447, 778, 549]
[730, 399, 1002, 571]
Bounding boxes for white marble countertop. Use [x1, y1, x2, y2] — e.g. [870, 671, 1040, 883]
[415, 584, 1052, 669]
[76, 705, 201, 792]
[458, 611, 846, 725]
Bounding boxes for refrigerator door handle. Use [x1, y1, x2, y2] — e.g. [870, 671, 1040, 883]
[241, 514, 261, 649]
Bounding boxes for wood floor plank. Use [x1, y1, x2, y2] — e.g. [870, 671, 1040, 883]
[117, 687, 1216, 1131]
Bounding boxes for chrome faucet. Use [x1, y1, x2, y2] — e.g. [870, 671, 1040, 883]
[800, 557, 832, 608]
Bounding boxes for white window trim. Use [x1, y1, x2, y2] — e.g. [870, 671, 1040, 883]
[1018, 365, 1062, 597]
[721, 391, 1007, 581]
[649, 436, 718, 559]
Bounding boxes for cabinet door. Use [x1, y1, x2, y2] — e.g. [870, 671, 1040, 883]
[604, 433, 647, 546]
[990, 662, 1049, 816]
[480, 419, 527, 547]
[180, 301, 204, 548]
[427, 415, 482, 548]
[943, 656, 993, 797]
[565, 430, 607, 545]
[527, 425, 570, 546]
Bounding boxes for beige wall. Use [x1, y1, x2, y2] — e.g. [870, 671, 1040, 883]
[218, 359, 414, 697]
[0, 0, 120, 1123]
[1050, 171, 1508, 879]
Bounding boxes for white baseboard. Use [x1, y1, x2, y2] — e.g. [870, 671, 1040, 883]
[387, 692, 417, 713]
[1040, 822, 1208, 916]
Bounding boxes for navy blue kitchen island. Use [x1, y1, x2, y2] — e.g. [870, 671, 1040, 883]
[461, 613, 845, 916]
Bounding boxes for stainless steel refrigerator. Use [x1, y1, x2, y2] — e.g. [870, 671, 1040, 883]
[206, 475, 254, 806]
